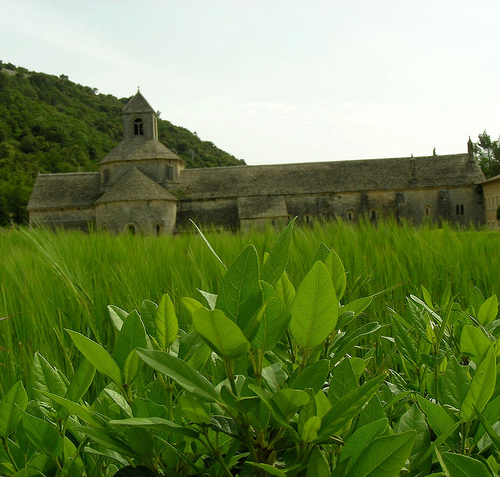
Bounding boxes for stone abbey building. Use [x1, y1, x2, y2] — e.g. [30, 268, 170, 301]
[27, 91, 491, 234]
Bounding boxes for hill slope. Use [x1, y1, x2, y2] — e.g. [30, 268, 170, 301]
[0, 62, 245, 225]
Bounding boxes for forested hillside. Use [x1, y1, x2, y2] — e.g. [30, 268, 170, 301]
[0, 62, 245, 225]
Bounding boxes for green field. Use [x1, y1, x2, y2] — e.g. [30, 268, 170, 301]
[1, 220, 500, 476]
[1, 220, 498, 393]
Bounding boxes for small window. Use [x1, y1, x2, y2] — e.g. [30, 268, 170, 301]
[346, 210, 354, 221]
[156, 223, 163, 235]
[126, 223, 136, 235]
[456, 204, 465, 216]
[304, 214, 313, 224]
[424, 205, 431, 216]
[370, 209, 378, 220]
[134, 118, 144, 136]
[102, 169, 110, 184]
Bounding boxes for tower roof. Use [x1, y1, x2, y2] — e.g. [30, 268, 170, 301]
[99, 139, 183, 164]
[95, 167, 177, 204]
[123, 90, 155, 114]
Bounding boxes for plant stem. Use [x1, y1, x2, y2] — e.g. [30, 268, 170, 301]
[2, 437, 18, 472]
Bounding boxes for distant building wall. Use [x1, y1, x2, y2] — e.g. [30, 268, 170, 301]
[176, 199, 239, 231]
[482, 177, 500, 230]
[96, 199, 177, 235]
[29, 208, 96, 232]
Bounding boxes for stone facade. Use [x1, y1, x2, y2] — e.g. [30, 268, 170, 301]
[481, 175, 500, 230]
[27, 92, 488, 234]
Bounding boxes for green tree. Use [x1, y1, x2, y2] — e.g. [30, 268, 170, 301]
[474, 131, 500, 178]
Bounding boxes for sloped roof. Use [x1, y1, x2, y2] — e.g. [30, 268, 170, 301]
[95, 167, 177, 204]
[179, 154, 485, 200]
[27, 172, 101, 211]
[123, 91, 155, 114]
[99, 139, 182, 164]
[238, 196, 287, 219]
[481, 173, 500, 185]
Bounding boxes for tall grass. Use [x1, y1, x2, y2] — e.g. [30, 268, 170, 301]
[0, 220, 499, 394]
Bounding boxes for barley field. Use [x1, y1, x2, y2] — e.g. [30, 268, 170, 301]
[0, 220, 499, 394]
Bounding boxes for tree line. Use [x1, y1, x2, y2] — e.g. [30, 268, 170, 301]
[0, 62, 244, 226]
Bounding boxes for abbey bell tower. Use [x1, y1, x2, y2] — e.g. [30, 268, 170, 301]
[122, 89, 158, 141]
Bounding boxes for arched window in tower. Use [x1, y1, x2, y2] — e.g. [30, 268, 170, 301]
[424, 205, 431, 217]
[134, 118, 144, 136]
[126, 223, 136, 235]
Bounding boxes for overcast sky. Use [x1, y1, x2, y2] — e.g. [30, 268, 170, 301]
[1, 0, 499, 165]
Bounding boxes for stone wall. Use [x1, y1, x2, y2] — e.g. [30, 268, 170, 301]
[29, 207, 96, 232]
[481, 177, 500, 229]
[176, 198, 239, 231]
[96, 199, 177, 234]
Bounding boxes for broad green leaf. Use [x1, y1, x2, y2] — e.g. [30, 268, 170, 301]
[249, 462, 287, 477]
[318, 374, 386, 440]
[341, 297, 373, 321]
[302, 416, 322, 444]
[181, 296, 204, 315]
[478, 295, 498, 326]
[107, 305, 129, 331]
[104, 389, 133, 417]
[307, 447, 330, 477]
[262, 218, 295, 286]
[460, 325, 492, 364]
[324, 250, 347, 301]
[192, 307, 250, 360]
[348, 430, 416, 477]
[439, 451, 491, 477]
[248, 384, 291, 429]
[329, 358, 357, 402]
[290, 261, 338, 349]
[461, 345, 496, 422]
[274, 271, 296, 309]
[357, 395, 386, 428]
[315, 389, 332, 418]
[127, 427, 155, 456]
[474, 395, 500, 445]
[31, 353, 67, 405]
[394, 405, 430, 472]
[21, 411, 63, 460]
[313, 243, 331, 264]
[179, 395, 211, 425]
[216, 244, 262, 335]
[155, 294, 178, 350]
[262, 363, 288, 393]
[272, 388, 309, 419]
[474, 405, 500, 453]
[253, 282, 291, 351]
[417, 395, 456, 436]
[65, 359, 95, 403]
[109, 417, 199, 438]
[443, 355, 470, 409]
[114, 309, 148, 370]
[123, 349, 142, 385]
[66, 330, 122, 387]
[289, 360, 330, 394]
[0, 381, 28, 438]
[41, 392, 102, 427]
[341, 418, 389, 469]
[140, 299, 157, 336]
[136, 348, 219, 402]
[75, 426, 137, 456]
